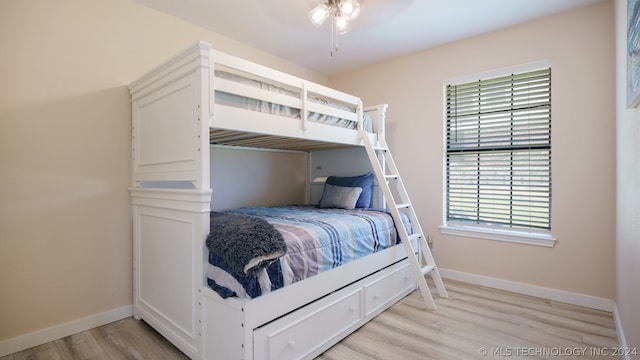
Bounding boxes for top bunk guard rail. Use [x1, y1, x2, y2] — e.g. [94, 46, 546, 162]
[210, 47, 365, 146]
[211, 50, 361, 125]
[129, 41, 384, 189]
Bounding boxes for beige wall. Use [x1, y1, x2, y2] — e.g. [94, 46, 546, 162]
[331, 1, 616, 300]
[615, 0, 640, 349]
[0, 0, 326, 342]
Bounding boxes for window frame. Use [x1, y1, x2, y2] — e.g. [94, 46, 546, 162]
[440, 62, 556, 247]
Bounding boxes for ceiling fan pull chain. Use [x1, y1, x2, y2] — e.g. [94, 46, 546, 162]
[331, 14, 337, 56]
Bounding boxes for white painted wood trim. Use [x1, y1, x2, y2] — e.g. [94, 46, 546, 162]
[364, 104, 387, 140]
[0, 305, 132, 357]
[439, 268, 613, 312]
[440, 224, 557, 247]
[612, 302, 631, 359]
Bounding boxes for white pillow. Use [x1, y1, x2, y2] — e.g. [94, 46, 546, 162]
[319, 184, 363, 210]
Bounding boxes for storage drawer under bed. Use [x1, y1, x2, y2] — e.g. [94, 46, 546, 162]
[251, 260, 414, 360]
[364, 261, 415, 316]
[253, 289, 362, 360]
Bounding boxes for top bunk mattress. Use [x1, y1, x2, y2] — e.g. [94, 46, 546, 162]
[206, 206, 411, 299]
[214, 70, 374, 133]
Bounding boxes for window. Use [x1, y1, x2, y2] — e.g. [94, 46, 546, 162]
[443, 67, 553, 245]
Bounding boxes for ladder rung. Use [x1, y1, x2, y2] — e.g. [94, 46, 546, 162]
[406, 234, 420, 252]
[408, 233, 422, 243]
[384, 174, 399, 180]
[396, 203, 411, 209]
[421, 265, 435, 275]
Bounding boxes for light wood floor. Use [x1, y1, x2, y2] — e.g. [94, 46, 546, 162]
[2, 280, 619, 360]
[317, 280, 620, 360]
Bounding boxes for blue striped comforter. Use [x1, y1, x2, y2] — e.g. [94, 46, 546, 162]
[207, 206, 411, 299]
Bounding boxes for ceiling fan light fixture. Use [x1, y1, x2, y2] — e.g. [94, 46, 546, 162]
[335, 15, 351, 34]
[309, 0, 361, 56]
[339, 0, 360, 21]
[309, 3, 330, 27]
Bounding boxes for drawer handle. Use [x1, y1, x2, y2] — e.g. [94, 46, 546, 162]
[348, 306, 356, 313]
[373, 294, 380, 300]
[287, 341, 296, 349]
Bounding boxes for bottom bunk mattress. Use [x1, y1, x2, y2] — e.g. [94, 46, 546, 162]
[206, 206, 411, 299]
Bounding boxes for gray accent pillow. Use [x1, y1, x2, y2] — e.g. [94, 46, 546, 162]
[319, 184, 363, 210]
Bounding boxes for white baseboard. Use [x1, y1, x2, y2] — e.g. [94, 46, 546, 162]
[439, 268, 614, 312]
[611, 303, 631, 360]
[0, 305, 133, 357]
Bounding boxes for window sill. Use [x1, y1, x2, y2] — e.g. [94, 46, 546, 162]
[439, 224, 556, 247]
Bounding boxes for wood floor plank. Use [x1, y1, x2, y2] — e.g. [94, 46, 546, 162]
[56, 330, 113, 359]
[13, 341, 63, 360]
[318, 279, 620, 360]
[2, 280, 620, 360]
[90, 317, 189, 360]
[89, 320, 147, 359]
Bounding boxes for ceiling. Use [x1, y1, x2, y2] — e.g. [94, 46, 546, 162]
[134, 0, 603, 76]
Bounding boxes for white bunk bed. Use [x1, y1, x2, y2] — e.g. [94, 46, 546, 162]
[129, 41, 420, 360]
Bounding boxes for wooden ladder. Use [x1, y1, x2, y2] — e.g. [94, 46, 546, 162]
[362, 134, 448, 309]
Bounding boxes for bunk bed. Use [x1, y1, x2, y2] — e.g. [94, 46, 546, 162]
[129, 41, 421, 360]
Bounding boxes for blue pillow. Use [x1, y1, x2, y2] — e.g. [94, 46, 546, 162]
[325, 171, 374, 208]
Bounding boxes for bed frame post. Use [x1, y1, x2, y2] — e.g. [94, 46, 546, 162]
[130, 187, 211, 359]
[364, 104, 387, 145]
[129, 41, 215, 360]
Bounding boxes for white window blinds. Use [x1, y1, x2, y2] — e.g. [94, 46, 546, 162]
[445, 68, 551, 230]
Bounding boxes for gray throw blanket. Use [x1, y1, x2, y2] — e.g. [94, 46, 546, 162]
[206, 211, 287, 277]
